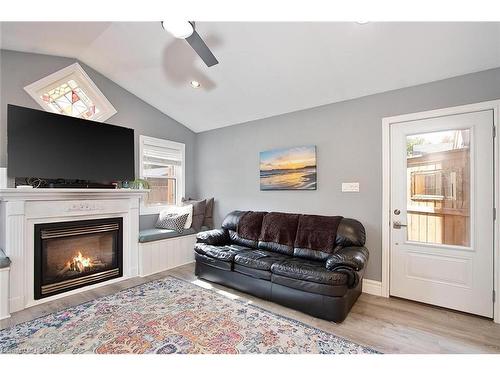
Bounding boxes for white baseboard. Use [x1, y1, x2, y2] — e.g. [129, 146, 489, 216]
[362, 278, 382, 296]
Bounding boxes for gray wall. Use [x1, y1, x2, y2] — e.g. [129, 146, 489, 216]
[3, 49, 500, 281]
[0, 49, 197, 198]
[194, 67, 500, 281]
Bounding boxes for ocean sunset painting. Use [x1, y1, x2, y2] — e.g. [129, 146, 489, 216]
[260, 145, 317, 190]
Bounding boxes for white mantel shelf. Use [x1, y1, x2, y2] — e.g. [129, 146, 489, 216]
[0, 188, 149, 201]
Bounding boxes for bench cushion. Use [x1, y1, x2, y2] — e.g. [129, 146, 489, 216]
[139, 227, 209, 243]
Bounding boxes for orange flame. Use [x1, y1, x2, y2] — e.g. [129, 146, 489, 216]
[68, 251, 93, 272]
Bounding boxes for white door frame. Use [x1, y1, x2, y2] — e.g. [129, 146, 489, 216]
[382, 100, 500, 323]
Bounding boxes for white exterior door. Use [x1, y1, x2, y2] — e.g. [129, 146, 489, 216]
[390, 110, 494, 317]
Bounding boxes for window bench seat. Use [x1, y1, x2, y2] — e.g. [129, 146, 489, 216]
[138, 213, 209, 276]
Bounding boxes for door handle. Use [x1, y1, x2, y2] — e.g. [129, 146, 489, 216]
[393, 221, 408, 229]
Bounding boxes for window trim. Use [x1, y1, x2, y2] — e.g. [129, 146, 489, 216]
[24, 62, 117, 122]
[139, 135, 186, 215]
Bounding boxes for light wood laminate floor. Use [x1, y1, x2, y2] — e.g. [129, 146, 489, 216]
[1, 262, 500, 354]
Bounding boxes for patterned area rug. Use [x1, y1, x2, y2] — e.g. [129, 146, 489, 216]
[0, 276, 378, 354]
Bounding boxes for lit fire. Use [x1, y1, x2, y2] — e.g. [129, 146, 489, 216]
[67, 251, 93, 273]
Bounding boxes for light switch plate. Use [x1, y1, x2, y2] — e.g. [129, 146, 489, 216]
[342, 182, 360, 192]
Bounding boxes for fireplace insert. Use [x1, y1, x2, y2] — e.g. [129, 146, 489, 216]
[34, 218, 123, 299]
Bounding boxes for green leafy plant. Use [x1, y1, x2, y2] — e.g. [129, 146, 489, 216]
[129, 178, 150, 190]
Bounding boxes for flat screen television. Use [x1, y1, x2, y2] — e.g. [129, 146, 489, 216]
[7, 104, 135, 183]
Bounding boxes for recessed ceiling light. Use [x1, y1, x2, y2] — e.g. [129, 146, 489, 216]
[190, 80, 201, 89]
[356, 21, 369, 24]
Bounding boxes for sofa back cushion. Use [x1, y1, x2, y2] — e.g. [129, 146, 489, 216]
[258, 212, 300, 255]
[293, 214, 343, 261]
[221, 211, 366, 254]
[222, 210, 266, 248]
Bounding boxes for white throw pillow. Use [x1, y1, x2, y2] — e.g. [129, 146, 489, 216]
[155, 213, 189, 233]
[158, 205, 193, 229]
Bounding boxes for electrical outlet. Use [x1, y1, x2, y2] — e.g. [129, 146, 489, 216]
[342, 182, 360, 192]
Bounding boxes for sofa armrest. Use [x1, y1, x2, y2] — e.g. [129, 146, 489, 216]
[326, 246, 369, 271]
[325, 246, 369, 288]
[196, 229, 229, 246]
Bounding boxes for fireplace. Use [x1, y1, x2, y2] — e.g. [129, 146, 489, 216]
[34, 218, 123, 299]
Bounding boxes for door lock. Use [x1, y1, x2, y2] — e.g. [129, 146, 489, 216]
[393, 221, 407, 229]
[394, 209, 401, 215]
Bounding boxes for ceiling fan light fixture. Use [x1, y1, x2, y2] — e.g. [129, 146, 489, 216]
[161, 21, 194, 39]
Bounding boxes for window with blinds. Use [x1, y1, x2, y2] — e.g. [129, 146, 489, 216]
[140, 136, 185, 208]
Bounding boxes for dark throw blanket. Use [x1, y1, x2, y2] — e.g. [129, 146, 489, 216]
[294, 214, 343, 253]
[258, 212, 300, 247]
[237, 211, 266, 241]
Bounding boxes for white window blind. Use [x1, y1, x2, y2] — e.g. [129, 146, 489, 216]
[142, 143, 182, 177]
[140, 136, 185, 210]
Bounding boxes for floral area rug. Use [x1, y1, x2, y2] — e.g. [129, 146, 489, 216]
[0, 276, 378, 354]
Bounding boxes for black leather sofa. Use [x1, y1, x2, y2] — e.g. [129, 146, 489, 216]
[194, 210, 369, 322]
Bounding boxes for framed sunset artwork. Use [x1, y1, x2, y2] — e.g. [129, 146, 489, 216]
[259, 145, 317, 190]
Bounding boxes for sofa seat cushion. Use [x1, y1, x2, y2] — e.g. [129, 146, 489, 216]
[271, 274, 348, 297]
[233, 264, 272, 281]
[270, 258, 348, 286]
[139, 227, 197, 243]
[234, 250, 290, 271]
[194, 243, 251, 263]
[195, 253, 232, 271]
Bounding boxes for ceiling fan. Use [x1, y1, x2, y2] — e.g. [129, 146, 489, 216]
[161, 21, 219, 67]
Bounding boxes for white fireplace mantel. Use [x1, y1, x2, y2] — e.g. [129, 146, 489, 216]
[0, 188, 148, 201]
[0, 188, 148, 317]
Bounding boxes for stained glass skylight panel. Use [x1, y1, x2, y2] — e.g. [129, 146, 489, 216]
[40, 79, 99, 119]
[24, 63, 116, 122]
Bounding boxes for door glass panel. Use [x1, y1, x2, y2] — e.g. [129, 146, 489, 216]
[406, 129, 470, 246]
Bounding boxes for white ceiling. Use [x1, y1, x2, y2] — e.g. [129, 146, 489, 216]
[1, 22, 500, 133]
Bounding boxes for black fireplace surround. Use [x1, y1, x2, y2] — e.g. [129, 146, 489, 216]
[194, 211, 369, 322]
[34, 218, 123, 299]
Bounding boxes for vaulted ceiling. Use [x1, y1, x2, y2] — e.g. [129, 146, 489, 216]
[1, 22, 500, 132]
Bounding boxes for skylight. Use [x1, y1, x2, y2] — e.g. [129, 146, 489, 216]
[24, 63, 117, 122]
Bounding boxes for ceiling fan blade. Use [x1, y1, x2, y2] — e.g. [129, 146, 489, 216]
[185, 30, 219, 67]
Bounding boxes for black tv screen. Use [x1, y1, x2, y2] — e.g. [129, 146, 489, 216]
[7, 105, 135, 182]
